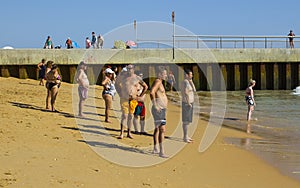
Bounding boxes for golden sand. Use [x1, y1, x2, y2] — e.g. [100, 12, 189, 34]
[0, 77, 299, 188]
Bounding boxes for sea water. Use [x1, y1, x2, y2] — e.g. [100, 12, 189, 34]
[168, 89, 300, 180]
[198, 90, 300, 181]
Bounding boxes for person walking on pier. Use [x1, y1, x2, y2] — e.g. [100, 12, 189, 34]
[65, 37, 73, 49]
[97, 34, 104, 49]
[44, 36, 53, 49]
[91, 32, 97, 49]
[288, 30, 295, 48]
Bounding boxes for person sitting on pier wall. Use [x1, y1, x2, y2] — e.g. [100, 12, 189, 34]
[44, 36, 54, 49]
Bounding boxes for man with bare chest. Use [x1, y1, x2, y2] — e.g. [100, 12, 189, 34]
[116, 64, 148, 139]
[150, 66, 168, 158]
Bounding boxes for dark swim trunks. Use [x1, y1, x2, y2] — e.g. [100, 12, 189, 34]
[182, 102, 193, 123]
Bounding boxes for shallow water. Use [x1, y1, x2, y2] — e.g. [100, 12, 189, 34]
[168, 89, 300, 181]
[205, 90, 300, 181]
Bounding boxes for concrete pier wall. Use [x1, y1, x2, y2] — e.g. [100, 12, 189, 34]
[0, 49, 299, 90]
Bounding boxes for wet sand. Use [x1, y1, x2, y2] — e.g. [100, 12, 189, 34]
[1, 77, 300, 188]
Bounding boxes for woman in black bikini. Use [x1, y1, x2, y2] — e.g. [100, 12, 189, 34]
[245, 79, 256, 121]
[46, 64, 61, 112]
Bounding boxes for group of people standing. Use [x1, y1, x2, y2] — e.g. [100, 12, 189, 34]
[43, 31, 104, 49]
[37, 59, 257, 157]
[85, 32, 104, 49]
[36, 60, 200, 158]
[100, 64, 196, 158]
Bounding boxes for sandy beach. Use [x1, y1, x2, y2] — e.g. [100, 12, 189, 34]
[1, 77, 300, 188]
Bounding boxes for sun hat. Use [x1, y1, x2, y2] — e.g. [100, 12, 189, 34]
[105, 68, 114, 74]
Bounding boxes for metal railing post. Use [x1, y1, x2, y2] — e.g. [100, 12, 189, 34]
[265, 37, 267, 48]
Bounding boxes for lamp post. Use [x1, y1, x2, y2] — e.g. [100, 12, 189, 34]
[172, 11, 175, 60]
[134, 20, 137, 47]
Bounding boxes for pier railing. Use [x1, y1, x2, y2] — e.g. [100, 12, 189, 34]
[137, 35, 300, 49]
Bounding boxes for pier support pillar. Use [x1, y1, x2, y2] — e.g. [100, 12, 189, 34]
[69, 65, 77, 84]
[206, 64, 213, 91]
[291, 63, 299, 89]
[220, 64, 227, 91]
[278, 63, 286, 90]
[225, 64, 234, 90]
[240, 64, 248, 90]
[274, 63, 279, 90]
[192, 65, 200, 90]
[247, 64, 253, 81]
[18, 59, 27, 79]
[149, 65, 156, 88]
[1, 66, 10, 77]
[286, 63, 291, 90]
[266, 63, 274, 89]
[252, 63, 261, 90]
[234, 64, 240, 90]
[199, 64, 208, 91]
[260, 64, 266, 90]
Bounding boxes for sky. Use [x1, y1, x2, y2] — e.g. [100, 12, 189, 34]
[1, 0, 299, 48]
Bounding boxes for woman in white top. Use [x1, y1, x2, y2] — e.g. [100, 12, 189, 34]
[101, 68, 116, 123]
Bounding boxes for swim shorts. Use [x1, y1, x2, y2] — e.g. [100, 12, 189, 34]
[121, 98, 138, 114]
[182, 102, 193, 123]
[151, 106, 166, 127]
[134, 101, 146, 117]
[78, 85, 88, 100]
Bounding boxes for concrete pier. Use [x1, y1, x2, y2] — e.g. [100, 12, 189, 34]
[0, 49, 299, 91]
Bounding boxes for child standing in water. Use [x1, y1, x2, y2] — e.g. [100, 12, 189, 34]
[245, 79, 256, 121]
